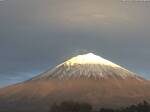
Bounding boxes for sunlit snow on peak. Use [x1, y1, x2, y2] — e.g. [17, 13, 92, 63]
[65, 53, 121, 67]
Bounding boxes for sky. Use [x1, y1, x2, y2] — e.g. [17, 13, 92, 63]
[0, 0, 150, 86]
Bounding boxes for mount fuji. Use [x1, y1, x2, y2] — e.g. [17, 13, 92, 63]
[0, 53, 150, 112]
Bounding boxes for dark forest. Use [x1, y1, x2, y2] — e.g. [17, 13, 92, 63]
[50, 101, 150, 112]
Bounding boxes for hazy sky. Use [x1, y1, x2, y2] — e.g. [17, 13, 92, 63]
[0, 0, 150, 86]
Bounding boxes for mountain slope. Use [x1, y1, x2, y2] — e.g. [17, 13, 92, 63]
[0, 79, 150, 112]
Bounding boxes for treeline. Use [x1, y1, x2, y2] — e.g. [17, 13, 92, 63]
[50, 101, 150, 112]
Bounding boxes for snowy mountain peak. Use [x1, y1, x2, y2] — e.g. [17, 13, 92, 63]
[30, 53, 143, 81]
[64, 53, 121, 68]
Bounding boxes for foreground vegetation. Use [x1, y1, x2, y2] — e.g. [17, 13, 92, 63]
[50, 101, 150, 112]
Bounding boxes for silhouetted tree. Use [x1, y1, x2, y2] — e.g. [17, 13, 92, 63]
[136, 101, 150, 112]
[50, 101, 92, 112]
[100, 108, 114, 112]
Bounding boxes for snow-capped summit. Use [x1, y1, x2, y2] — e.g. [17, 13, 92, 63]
[31, 53, 142, 81]
[64, 53, 121, 67]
